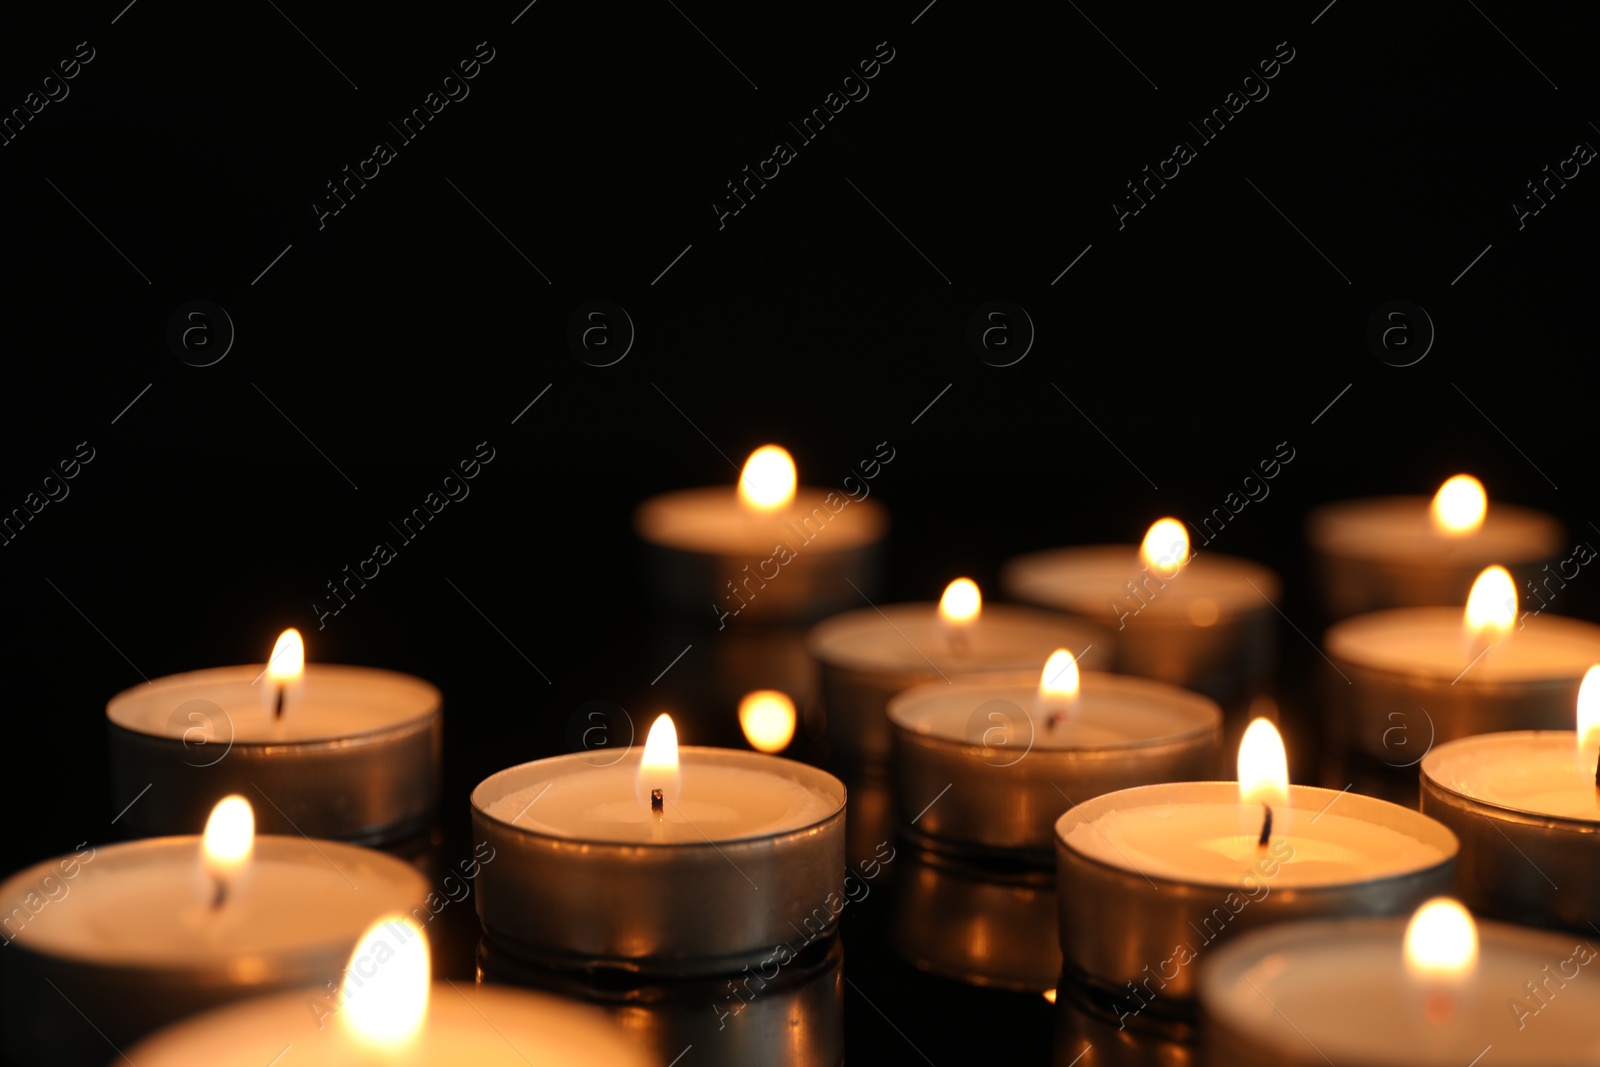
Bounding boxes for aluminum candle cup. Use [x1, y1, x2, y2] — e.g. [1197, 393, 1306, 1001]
[479, 932, 845, 1067]
[107, 664, 441, 843]
[1420, 732, 1600, 931]
[127, 982, 652, 1067]
[471, 746, 846, 978]
[1306, 495, 1564, 621]
[888, 670, 1222, 861]
[891, 846, 1061, 992]
[808, 603, 1110, 766]
[1325, 611, 1600, 760]
[0, 837, 426, 1067]
[1000, 546, 1277, 709]
[1198, 916, 1600, 1067]
[1054, 783, 1458, 1004]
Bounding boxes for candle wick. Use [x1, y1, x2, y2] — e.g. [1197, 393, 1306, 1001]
[1257, 805, 1273, 849]
[651, 788, 664, 815]
[1045, 711, 1064, 732]
[273, 685, 285, 722]
[211, 877, 227, 911]
[1593, 750, 1598, 791]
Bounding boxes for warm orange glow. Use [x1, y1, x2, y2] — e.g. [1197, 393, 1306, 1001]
[1140, 518, 1189, 578]
[738, 446, 797, 513]
[1431, 475, 1487, 535]
[637, 714, 682, 810]
[1035, 649, 1082, 721]
[1042, 988, 1057, 1004]
[1578, 666, 1600, 769]
[1237, 718, 1289, 810]
[342, 916, 430, 1048]
[1464, 565, 1517, 647]
[201, 795, 254, 881]
[266, 628, 305, 683]
[739, 690, 796, 754]
[1404, 898, 1478, 983]
[938, 578, 982, 626]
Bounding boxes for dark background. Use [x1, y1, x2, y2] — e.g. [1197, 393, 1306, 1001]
[1, 0, 1596, 1063]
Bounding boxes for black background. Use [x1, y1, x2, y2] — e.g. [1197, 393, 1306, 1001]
[1, 0, 1597, 1063]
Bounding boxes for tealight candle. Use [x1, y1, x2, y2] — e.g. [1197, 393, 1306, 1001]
[634, 444, 889, 623]
[471, 715, 846, 977]
[1001, 519, 1278, 709]
[1199, 900, 1600, 1066]
[888, 650, 1222, 860]
[1326, 566, 1600, 761]
[107, 629, 442, 843]
[808, 578, 1111, 765]
[0, 798, 427, 1067]
[1307, 474, 1567, 620]
[1055, 720, 1457, 1004]
[127, 916, 651, 1066]
[1419, 666, 1600, 931]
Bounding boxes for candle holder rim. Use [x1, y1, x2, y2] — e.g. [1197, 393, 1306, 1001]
[1326, 610, 1600, 687]
[470, 746, 847, 850]
[805, 601, 1106, 664]
[106, 713, 438, 754]
[1304, 494, 1565, 558]
[999, 544, 1283, 618]
[107, 662, 442, 739]
[633, 485, 889, 545]
[1054, 780, 1460, 890]
[887, 668, 1223, 756]
[1421, 733, 1600, 829]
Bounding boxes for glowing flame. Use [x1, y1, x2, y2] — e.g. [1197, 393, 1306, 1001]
[637, 713, 682, 811]
[1035, 649, 1082, 721]
[263, 628, 306, 716]
[938, 578, 982, 626]
[1578, 666, 1600, 769]
[1042, 989, 1057, 1004]
[1404, 898, 1478, 983]
[201, 795, 254, 881]
[342, 916, 430, 1049]
[1237, 718, 1289, 810]
[739, 690, 796, 754]
[1140, 519, 1190, 578]
[738, 446, 797, 513]
[1464, 566, 1517, 647]
[1431, 475, 1487, 535]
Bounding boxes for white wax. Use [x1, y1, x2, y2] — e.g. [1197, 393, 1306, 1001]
[889, 671, 1218, 751]
[107, 664, 439, 744]
[0, 837, 426, 968]
[1326, 609, 1600, 683]
[128, 982, 650, 1067]
[1001, 545, 1276, 624]
[1205, 920, 1600, 1065]
[807, 603, 1110, 675]
[634, 486, 885, 555]
[1424, 732, 1600, 822]
[1062, 784, 1451, 888]
[1307, 496, 1563, 565]
[479, 747, 842, 845]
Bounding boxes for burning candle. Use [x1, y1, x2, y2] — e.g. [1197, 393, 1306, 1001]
[634, 444, 889, 623]
[127, 916, 650, 1065]
[471, 715, 846, 977]
[1307, 474, 1566, 620]
[1000, 519, 1279, 710]
[807, 578, 1111, 765]
[887, 649, 1222, 859]
[1054, 720, 1457, 1004]
[1326, 566, 1600, 763]
[1419, 665, 1600, 931]
[739, 689, 798, 753]
[106, 629, 441, 843]
[0, 797, 427, 1067]
[1199, 898, 1600, 1066]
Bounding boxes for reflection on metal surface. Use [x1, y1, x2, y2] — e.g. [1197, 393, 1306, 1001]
[1054, 976, 1199, 1067]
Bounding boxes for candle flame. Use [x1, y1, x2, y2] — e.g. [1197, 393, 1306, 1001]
[1035, 649, 1082, 723]
[1431, 475, 1487, 535]
[738, 445, 797, 513]
[637, 713, 682, 811]
[266, 628, 305, 683]
[739, 690, 796, 754]
[1404, 898, 1478, 982]
[1140, 518, 1189, 578]
[938, 578, 982, 626]
[342, 916, 430, 1048]
[1463, 565, 1517, 646]
[1237, 718, 1289, 810]
[1578, 666, 1600, 768]
[201, 795, 254, 879]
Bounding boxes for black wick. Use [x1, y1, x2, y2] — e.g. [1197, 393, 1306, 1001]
[1257, 805, 1273, 849]
[651, 788, 664, 814]
[273, 685, 285, 722]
